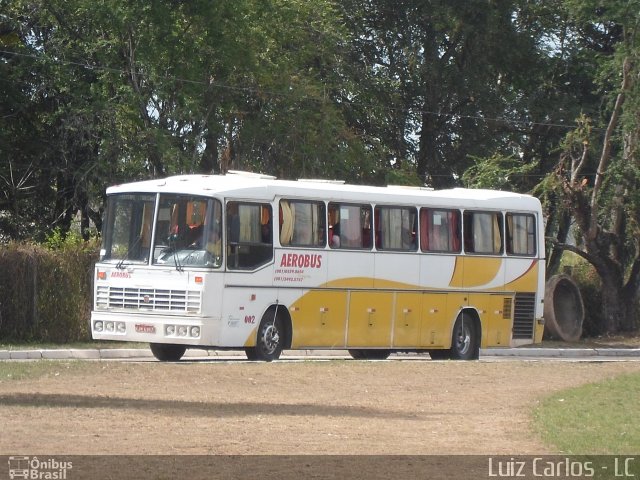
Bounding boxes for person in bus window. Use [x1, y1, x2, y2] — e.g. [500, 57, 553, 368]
[329, 207, 341, 248]
[206, 226, 222, 262]
[330, 221, 340, 247]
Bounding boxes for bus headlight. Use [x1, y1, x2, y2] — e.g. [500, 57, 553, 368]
[190, 326, 200, 338]
[166, 325, 176, 336]
[106, 321, 115, 332]
[94, 321, 104, 332]
[116, 322, 126, 333]
[177, 326, 188, 336]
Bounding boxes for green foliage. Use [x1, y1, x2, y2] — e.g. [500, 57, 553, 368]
[534, 372, 640, 454]
[1, 0, 639, 333]
[384, 164, 424, 187]
[462, 154, 539, 192]
[44, 228, 86, 251]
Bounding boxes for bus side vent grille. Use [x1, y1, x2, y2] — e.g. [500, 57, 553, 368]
[513, 292, 536, 340]
[502, 297, 513, 320]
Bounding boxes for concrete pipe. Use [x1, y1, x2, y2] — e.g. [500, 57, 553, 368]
[543, 274, 585, 342]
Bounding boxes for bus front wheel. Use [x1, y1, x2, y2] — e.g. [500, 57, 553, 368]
[150, 343, 187, 362]
[245, 312, 284, 362]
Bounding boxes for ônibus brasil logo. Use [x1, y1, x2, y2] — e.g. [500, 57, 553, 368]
[8, 456, 72, 480]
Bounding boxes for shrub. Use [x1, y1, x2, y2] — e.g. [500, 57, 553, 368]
[0, 239, 99, 343]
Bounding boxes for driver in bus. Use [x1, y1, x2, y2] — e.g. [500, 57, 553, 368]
[206, 225, 222, 258]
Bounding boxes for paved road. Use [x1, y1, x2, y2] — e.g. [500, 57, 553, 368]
[1, 347, 639, 361]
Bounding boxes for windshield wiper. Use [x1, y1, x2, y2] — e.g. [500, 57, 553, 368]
[168, 233, 183, 272]
[115, 235, 143, 270]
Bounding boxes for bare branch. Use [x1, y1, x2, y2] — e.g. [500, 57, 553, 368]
[545, 237, 600, 266]
[570, 139, 589, 184]
[588, 56, 632, 240]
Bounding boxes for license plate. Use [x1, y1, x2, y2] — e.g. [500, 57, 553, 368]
[135, 324, 156, 334]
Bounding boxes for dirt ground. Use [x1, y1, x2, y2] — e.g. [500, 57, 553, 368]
[0, 358, 639, 456]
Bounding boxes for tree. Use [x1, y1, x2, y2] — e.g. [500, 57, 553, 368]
[545, 0, 640, 333]
[0, 0, 358, 240]
[340, 0, 566, 188]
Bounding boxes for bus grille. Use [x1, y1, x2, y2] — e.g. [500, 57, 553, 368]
[95, 286, 201, 314]
[513, 292, 536, 339]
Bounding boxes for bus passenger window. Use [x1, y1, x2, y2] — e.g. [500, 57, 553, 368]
[375, 206, 417, 251]
[280, 200, 326, 247]
[227, 201, 273, 269]
[506, 213, 536, 256]
[463, 211, 503, 255]
[420, 208, 461, 253]
[328, 203, 372, 250]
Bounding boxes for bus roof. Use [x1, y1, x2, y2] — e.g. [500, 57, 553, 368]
[106, 172, 541, 212]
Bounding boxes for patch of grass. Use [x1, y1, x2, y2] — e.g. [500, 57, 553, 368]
[534, 372, 640, 454]
[0, 361, 91, 381]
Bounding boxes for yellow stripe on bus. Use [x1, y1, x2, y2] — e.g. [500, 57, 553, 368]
[449, 256, 502, 288]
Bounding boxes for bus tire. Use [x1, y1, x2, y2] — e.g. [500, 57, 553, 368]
[150, 343, 187, 362]
[247, 312, 284, 362]
[450, 312, 479, 360]
[348, 349, 391, 360]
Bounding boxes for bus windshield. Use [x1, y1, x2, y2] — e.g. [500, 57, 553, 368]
[153, 194, 222, 268]
[100, 193, 223, 268]
[101, 193, 155, 264]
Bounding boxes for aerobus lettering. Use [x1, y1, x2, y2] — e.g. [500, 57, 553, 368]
[111, 271, 131, 278]
[279, 253, 322, 269]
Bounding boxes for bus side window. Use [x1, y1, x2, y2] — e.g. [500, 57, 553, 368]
[227, 201, 273, 270]
[328, 203, 372, 250]
[506, 213, 536, 256]
[420, 208, 461, 253]
[375, 206, 417, 251]
[463, 211, 503, 255]
[280, 199, 326, 247]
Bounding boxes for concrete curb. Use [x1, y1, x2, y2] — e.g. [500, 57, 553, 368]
[0, 347, 639, 360]
[481, 347, 640, 358]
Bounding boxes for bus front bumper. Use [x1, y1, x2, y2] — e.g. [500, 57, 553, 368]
[90, 310, 219, 345]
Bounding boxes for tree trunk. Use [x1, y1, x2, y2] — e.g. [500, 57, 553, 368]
[595, 260, 638, 334]
[200, 127, 220, 174]
[600, 278, 636, 334]
[546, 209, 571, 277]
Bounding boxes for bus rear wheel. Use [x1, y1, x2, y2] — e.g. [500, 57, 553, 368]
[245, 312, 284, 362]
[450, 313, 479, 360]
[150, 343, 187, 362]
[348, 349, 391, 360]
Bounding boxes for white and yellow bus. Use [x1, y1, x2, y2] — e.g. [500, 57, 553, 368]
[91, 171, 545, 361]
